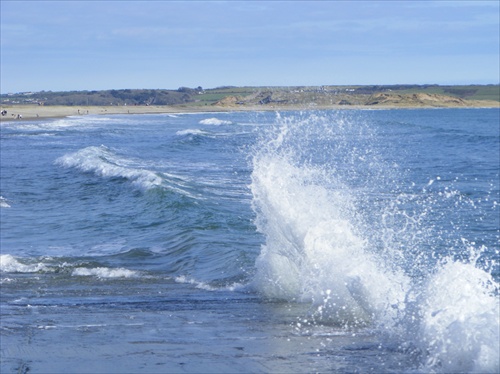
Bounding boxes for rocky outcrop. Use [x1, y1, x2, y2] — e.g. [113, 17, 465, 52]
[213, 95, 243, 106]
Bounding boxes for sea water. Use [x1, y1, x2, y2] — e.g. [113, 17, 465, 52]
[1, 109, 498, 373]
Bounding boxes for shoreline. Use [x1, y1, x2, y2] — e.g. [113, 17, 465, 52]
[1, 102, 498, 122]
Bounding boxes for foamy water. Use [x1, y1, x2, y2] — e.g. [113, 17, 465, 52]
[250, 112, 499, 372]
[199, 117, 233, 125]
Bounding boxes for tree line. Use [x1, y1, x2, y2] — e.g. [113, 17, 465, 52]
[1, 88, 204, 106]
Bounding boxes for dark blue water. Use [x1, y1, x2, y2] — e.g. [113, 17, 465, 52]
[1, 109, 498, 373]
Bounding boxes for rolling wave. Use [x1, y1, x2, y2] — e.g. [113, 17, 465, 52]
[55, 145, 201, 199]
[55, 145, 163, 190]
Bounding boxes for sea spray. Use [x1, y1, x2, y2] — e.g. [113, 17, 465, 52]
[418, 260, 499, 372]
[250, 112, 409, 327]
[250, 111, 499, 372]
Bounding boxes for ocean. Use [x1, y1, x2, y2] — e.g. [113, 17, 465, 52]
[1, 109, 498, 373]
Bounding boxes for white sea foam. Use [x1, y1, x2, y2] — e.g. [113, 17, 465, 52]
[176, 129, 207, 136]
[199, 118, 232, 125]
[55, 145, 163, 190]
[0, 277, 15, 284]
[0, 196, 11, 208]
[251, 153, 408, 326]
[175, 275, 245, 292]
[0, 254, 141, 280]
[175, 275, 218, 291]
[13, 117, 97, 132]
[0, 254, 47, 273]
[418, 260, 499, 372]
[72, 267, 140, 278]
[250, 112, 499, 372]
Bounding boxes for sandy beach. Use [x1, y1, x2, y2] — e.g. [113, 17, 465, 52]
[0, 104, 312, 122]
[1, 100, 499, 122]
[0, 105, 228, 122]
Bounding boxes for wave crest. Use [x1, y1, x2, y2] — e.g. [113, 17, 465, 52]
[55, 145, 163, 190]
[199, 117, 232, 125]
[72, 267, 140, 278]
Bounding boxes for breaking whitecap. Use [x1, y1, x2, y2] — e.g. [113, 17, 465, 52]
[249, 111, 499, 372]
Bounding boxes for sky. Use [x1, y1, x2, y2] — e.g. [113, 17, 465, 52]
[1, 0, 499, 93]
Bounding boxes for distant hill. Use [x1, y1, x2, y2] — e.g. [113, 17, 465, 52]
[2, 84, 498, 108]
[210, 85, 499, 108]
[0, 87, 203, 106]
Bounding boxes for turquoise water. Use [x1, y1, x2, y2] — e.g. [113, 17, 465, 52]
[1, 109, 498, 373]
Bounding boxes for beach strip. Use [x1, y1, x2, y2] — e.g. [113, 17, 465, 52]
[1, 101, 498, 122]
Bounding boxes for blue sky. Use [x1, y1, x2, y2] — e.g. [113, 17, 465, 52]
[1, 1, 499, 93]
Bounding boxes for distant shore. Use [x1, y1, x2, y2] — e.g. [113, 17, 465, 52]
[1, 101, 498, 122]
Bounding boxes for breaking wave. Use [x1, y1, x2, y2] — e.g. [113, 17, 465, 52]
[0, 254, 141, 280]
[199, 117, 233, 125]
[72, 267, 140, 278]
[175, 129, 209, 136]
[0, 196, 11, 208]
[250, 112, 499, 372]
[55, 145, 200, 199]
[55, 145, 163, 190]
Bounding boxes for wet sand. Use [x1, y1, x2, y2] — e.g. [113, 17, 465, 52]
[1, 279, 413, 374]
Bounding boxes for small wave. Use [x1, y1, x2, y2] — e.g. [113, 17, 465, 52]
[0, 254, 47, 273]
[174, 275, 218, 291]
[175, 128, 245, 140]
[0, 254, 142, 280]
[2, 132, 57, 138]
[0, 196, 11, 208]
[175, 129, 208, 136]
[174, 275, 245, 292]
[11, 117, 96, 132]
[55, 145, 163, 190]
[72, 267, 140, 278]
[0, 277, 15, 284]
[199, 118, 233, 126]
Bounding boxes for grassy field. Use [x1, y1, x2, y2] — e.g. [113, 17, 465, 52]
[189, 87, 257, 106]
[197, 85, 500, 106]
[392, 85, 499, 101]
[2, 85, 498, 109]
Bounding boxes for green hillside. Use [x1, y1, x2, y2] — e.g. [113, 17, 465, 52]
[2, 85, 498, 107]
